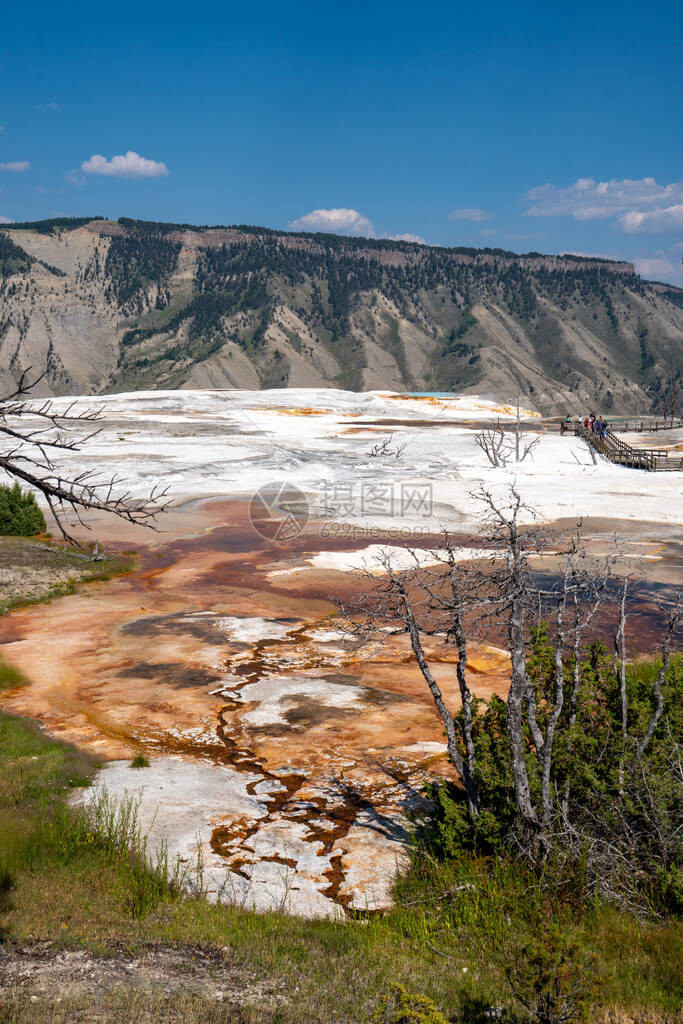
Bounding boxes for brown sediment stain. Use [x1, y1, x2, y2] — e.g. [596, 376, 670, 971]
[303, 800, 358, 908]
[117, 661, 223, 689]
[267, 407, 330, 416]
[383, 394, 540, 417]
[210, 817, 261, 860]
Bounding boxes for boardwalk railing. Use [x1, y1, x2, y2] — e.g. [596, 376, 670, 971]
[571, 422, 681, 472]
[610, 418, 683, 434]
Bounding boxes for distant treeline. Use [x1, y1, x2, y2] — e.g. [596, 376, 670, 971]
[3, 216, 636, 266]
[8, 216, 104, 234]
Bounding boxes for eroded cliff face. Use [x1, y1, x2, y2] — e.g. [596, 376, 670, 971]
[1, 218, 682, 411]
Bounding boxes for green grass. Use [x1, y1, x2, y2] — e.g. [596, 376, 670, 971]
[0, 661, 27, 693]
[0, 696, 681, 1023]
[0, 711, 96, 905]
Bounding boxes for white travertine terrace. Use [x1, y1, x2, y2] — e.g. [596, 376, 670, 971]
[12, 387, 683, 528]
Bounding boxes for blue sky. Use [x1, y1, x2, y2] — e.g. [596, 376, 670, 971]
[2, 0, 683, 283]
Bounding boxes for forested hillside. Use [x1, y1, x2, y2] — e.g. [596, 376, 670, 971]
[1, 217, 681, 411]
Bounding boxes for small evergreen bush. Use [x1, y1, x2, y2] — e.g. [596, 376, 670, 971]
[372, 984, 448, 1024]
[0, 482, 46, 536]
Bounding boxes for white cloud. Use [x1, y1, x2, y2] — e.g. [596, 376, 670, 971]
[0, 215, 13, 224]
[35, 101, 60, 111]
[0, 125, 4, 131]
[619, 204, 683, 234]
[633, 255, 683, 287]
[81, 150, 169, 179]
[0, 161, 30, 172]
[66, 169, 87, 187]
[290, 208, 375, 236]
[387, 232, 427, 244]
[289, 210, 430, 242]
[449, 208, 493, 222]
[525, 176, 683, 234]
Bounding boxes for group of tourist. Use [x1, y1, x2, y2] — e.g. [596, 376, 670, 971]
[561, 413, 610, 438]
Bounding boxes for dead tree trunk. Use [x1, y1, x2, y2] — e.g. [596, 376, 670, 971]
[615, 578, 629, 793]
[482, 488, 541, 836]
[541, 563, 569, 827]
[384, 563, 480, 819]
[445, 545, 479, 814]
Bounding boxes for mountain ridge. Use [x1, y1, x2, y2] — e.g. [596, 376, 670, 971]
[1, 217, 681, 412]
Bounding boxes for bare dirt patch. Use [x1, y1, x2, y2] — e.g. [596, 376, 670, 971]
[0, 538, 131, 618]
[0, 941, 284, 1016]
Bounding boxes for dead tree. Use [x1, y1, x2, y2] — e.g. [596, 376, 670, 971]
[348, 491, 681, 912]
[345, 542, 483, 820]
[368, 434, 408, 460]
[578, 436, 599, 466]
[443, 539, 479, 810]
[476, 408, 539, 469]
[561, 551, 605, 817]
[657, 375, 679, 427]
[480, 487, 541, 838]
[0, 368, 169, 543]
[475, 423, 511, 467]
[614, 577, 629, 793]
[513, 387, 541, 463]
[349, 486, 620, 860]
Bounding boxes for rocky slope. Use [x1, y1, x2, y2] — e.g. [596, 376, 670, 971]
[1, 217, 682, 411]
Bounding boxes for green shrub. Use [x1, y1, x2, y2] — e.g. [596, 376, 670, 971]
[372, 983, 449, 1024]
[0, 660, 28, 692]
[503, 927, 599, 1024]
[0, 482, 46, 536]
[418, 637, 683, 916]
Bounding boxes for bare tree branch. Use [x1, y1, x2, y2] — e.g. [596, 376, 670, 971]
[475, 422, 511, 467]
[368, 434, 407, 459]
[380, 556, 477, 812]
[0, 369, 169, 543]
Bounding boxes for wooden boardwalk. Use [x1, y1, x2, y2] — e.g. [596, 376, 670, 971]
[570, 422, 682, 472]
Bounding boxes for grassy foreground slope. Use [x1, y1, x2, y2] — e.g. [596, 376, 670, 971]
[0, 671, 680, 1023]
